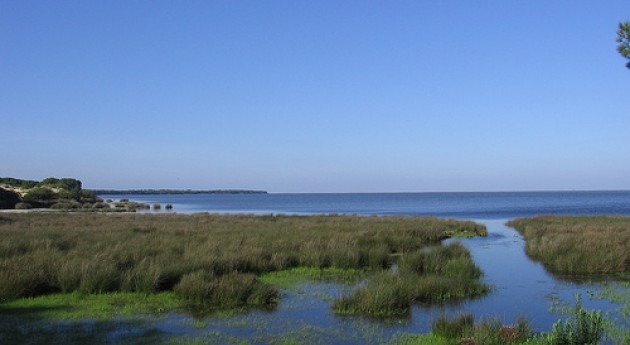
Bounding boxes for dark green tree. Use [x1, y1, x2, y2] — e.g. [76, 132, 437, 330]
[0, 177, 38, 188]
[617, 21, 630, 69]
[39, 177, 82, 200]
[40, 177, 60, 186]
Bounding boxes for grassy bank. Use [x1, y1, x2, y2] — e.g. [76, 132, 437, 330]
[507, 216, 629, 279]
[0, 213, 487, 316]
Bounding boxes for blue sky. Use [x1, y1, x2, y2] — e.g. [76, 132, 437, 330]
[1, 1, 629, 193]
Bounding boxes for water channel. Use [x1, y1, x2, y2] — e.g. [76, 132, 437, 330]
[132, 219, 623, 344]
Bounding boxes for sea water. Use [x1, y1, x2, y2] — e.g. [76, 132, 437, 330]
[101, 190, 630, 218]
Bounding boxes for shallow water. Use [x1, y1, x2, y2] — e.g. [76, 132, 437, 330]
[133, 219, 622, 344]
[443, 220, 619, 330]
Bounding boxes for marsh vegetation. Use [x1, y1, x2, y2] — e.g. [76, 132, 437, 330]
[2, 213, 627, 344]
[393, 297, 607, 345]
[333, 242, 488, 317]
[508, 216, 629, 279]
[0, 213, 487, 317]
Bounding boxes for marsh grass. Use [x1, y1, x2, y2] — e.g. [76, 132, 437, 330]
[0, 213, 486, 316]
[334, 242, 489, 318]
[175, 271, 277, 309]
[259, 267, 366, 289]
[508, 216, 630, 279]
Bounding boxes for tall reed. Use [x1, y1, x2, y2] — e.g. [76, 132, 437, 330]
[334, 243, 489, 317]
[0, 213, 486, 312]
[508, 216, 629, 279]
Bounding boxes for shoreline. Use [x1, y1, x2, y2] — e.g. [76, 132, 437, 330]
[94, 189, 268, 195]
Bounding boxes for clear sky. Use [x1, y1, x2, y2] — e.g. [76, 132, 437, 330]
[1, 1, 629, 193]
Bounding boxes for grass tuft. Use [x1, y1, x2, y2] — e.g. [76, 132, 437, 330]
[334, 242, 489, 318]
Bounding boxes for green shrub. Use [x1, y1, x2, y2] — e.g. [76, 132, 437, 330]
[0, 177, 38, 189]
[38, 178, 82, 200]
[81, 190, 96, 202]
[22, 187, 57, 207]
[542, 297, 604, 345]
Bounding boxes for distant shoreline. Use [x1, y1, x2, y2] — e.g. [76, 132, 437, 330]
[93, 189, 268, 195]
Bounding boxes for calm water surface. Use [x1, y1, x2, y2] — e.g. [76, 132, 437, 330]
[105, 191, 630, 219]
[96, 192, 629, 343]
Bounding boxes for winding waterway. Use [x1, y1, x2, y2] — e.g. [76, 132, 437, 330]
[94, 192, 629, 343]
[134, 219, 621, 344]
